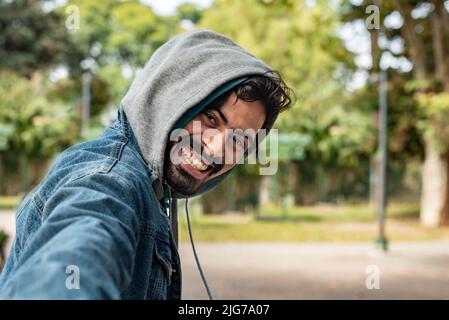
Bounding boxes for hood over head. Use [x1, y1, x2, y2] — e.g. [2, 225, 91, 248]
[122, 29, 272, 197]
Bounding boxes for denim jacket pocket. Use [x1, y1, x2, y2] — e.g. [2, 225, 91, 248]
[149, 237, 172, 299]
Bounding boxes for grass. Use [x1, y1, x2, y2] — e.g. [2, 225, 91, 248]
[2, 194, 447, 242]
[256, 202, 420, 222]
[0, 195, 21, 210]
[178, 202, 449, 243]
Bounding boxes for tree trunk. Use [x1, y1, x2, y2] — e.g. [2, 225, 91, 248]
[420, 138, 449, 226]
[395, 1, 449, 226]
[259, 175, 271, 207]
[420, 1, 449, 226]
[396, 1, 429, 82]
[431, 0, 449, 90]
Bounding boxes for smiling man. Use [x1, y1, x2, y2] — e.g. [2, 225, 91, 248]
[0, 29, 292, 299]
[166, 89, 267, 196]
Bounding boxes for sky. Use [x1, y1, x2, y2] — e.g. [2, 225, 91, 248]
[142, 0, 212, 16]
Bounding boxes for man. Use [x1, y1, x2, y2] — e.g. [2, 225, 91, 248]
[0, 29, 292, 299]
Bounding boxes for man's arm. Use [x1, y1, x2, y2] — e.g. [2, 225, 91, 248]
[0, 171, 140, 299]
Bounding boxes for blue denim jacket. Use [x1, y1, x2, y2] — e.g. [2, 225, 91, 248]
[0, 109, 181, 299]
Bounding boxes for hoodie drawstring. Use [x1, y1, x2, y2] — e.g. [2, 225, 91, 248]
[185, 198, 214, 300]
[156, 177, 213, 300]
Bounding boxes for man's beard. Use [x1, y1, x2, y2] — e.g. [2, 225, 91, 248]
[164, 154, 201, 196]
[163, 136, 223, 196]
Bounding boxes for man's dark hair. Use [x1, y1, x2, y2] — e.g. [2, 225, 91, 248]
[207, 71, 294, 131]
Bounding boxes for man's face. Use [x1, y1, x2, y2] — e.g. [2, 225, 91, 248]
[164, 92, 266, 195]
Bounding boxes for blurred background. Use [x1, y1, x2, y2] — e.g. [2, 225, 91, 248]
[1, 0, 449, 299]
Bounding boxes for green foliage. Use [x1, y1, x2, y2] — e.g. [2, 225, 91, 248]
[0, 0, 76, 77]
[199, 0, 372, 168]
[176, 2, 203, 23]
[416, 92, 449, 153]
[341, 0, 449, 161]
[58, 0, 178, 106]
[0, 228, 8, 265]
[59, 0, 177, 68]
[0, 71, 79, 159]
[0, 229, 8, 245]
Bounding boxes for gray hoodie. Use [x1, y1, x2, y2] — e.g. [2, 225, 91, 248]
[122, 29, 272, 197]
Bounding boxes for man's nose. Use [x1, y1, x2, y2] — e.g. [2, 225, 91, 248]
[202, 130, 227, 160]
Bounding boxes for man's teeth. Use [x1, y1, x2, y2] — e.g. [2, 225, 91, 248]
[181, 147, 208, 171]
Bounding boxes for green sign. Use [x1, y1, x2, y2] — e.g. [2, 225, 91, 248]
[260, 133, 311, 160]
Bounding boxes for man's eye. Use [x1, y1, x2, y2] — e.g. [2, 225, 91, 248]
[204, 112, 216, 125]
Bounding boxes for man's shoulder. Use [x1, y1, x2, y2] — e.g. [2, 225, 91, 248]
[39, 128, 151, 202]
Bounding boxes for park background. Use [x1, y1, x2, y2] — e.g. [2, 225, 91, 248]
[1, 0, 449, 299]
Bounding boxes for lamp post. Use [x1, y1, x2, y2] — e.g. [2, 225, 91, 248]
[375, 67, 388, 252]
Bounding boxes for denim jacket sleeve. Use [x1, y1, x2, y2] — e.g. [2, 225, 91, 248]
[0, 170, 140, 299]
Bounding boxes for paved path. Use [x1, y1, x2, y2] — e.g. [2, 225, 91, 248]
[179, 242, 449, 299]
[2, 210, 449, 299]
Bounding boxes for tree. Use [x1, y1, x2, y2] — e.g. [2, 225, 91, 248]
[405, 0, 449, 227]
[196, 0, 377, 207]
[343, 0, 449, 226]
[199, 0, 373, 164]
[59, 0, 179, 107]
[0, 0, 76, 77]
[0, 71, 78, 192]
